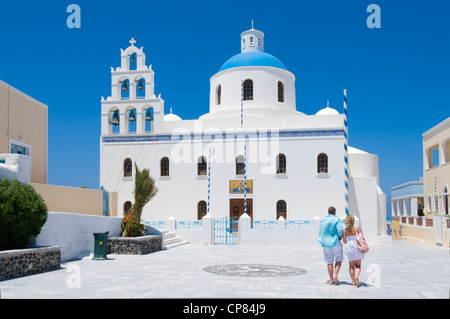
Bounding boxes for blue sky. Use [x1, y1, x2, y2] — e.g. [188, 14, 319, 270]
[1, 1, 449, 217]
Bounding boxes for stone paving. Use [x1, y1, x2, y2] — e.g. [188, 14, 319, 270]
[0, 240, 448, 299]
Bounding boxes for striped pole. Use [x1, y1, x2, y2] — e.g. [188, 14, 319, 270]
[434, 176, 437, 214]
[240, 80, 244, 129]
[244, 142, 247, 215]
[207, 146, 211, 216]
[344, 89, 349, 215]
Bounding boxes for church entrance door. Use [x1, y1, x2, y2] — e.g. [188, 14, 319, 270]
[229, 198, 253, 221]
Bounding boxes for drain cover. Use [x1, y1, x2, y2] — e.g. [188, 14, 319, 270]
[203, 264, 307, 277]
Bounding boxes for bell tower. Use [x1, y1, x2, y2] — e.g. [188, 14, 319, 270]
[101, 38, 164, 136]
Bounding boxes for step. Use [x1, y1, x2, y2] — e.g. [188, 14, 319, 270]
[161, 230, 189, 249]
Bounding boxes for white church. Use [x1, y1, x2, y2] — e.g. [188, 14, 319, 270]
[100, 26, 388, 240]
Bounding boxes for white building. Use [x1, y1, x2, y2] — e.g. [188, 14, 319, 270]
[100, 28, 388, 240]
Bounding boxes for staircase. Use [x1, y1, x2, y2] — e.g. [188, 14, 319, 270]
[162, 230, 188, 249]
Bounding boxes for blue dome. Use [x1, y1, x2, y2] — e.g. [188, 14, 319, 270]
[219, 51, 286, 72]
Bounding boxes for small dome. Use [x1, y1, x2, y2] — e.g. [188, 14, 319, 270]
[219, 51, 286, 72]
[315, 104, 339, 116]
[164, 108, 182, 121]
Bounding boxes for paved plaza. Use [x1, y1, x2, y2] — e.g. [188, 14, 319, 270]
[0, 240, 449, 299]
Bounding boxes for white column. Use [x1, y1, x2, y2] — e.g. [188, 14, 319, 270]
[120, 111, 126, 134]
[410, 197, 418, 217]
[136, 109, 142, 134]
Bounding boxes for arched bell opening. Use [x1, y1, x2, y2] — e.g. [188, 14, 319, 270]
[129, 52, 137, 71]
[110, 108, 120, 134]
[120, 79, 130, 100]
[127, 107, 137, 134]
[144, 107, 154, 133]
[136, 78, 145, 99]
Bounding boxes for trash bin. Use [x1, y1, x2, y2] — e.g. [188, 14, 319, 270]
[93, 231, 109, 260]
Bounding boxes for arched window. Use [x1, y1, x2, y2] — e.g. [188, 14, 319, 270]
[317, 153, 328, 174]
[198, 156, 207, 176]
[216, 85, 221, 105]
[136, 78, 145, 99]
[278, 81, 284, 102]
[276, 154, 286, 174]
[243, 79, 253, 101]
[276, 200, 287, 220]
[124, 201, 132, 215]
[236, 155, 245, 175]
[161, 157, 169, 176]
[121, 79, 130, 100]
[129, 53, 137, 70]
[124, 158, 132, 177]
[198, 201, 207, 220]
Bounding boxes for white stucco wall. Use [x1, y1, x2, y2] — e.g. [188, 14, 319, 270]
[33, 212, 122, 262]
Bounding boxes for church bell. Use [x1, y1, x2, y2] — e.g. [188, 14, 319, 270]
[145, 109, 153, 121]
[122, 81, 128, 91]
[138, 80, 144, 90]
[111, 111, 120, 126]
[128, 109, 136, 122]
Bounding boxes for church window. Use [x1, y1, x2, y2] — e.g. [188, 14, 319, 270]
[250, 36, 254, 45]
[129, 53, 137, 70]
[161, 157, 170, 176]
[198, 201, 207, 220]
[236, 155, 245, 175]
[216, 85, 221, 105]
[124, 201, 132, 215]
[276, 154, 286, 174]
[317, 153, 328, 174]
[276, 200, 287, 220]
[124, 158, 132, 177]
[198, 156, 207, 176]
[278, 81, 284, 102]
[243, 79, 253, 101]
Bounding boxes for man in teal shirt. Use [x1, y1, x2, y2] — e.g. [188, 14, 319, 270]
[318, 206, 345, 285]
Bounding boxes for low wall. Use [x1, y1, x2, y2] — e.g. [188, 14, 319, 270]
[108, 235, 162, 255]
[30, 183, 118, 217]
[147, 216, 352, 246]
[392, 216, 450, 247]
[33, 212, 122, 262]
[0, 246, 60, 281]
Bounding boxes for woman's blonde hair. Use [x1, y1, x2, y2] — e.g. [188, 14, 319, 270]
[345, 215, 355, 233]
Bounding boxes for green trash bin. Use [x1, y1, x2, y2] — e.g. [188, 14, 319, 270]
[93, 231, 109, 260]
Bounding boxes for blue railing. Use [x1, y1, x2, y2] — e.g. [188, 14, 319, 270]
[144, 221, 166, 229]
[252, 220, 278, 229]
[176, 221, 203, 230]
[285, 220, 314, 229]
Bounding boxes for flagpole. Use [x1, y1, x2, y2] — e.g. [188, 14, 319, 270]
[344, 89, 349, 215]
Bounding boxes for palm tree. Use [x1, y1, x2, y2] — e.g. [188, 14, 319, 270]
[133, 164, 158, 220]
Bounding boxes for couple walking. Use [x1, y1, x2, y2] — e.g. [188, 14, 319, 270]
[318, 206, 364, 287]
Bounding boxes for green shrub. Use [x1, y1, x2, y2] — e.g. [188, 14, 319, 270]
[0, 178, 48, 250]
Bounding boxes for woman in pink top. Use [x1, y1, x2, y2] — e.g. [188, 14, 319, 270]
[343, 215, 364, 287]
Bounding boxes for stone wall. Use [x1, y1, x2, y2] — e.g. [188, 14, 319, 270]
[0, 246, 61, 281]
[107, 235, 162, 255]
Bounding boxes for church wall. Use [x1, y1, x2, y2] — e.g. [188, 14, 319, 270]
[101, 134, 347, 222]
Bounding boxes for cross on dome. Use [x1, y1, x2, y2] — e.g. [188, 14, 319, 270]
[129, 38, 136, 46]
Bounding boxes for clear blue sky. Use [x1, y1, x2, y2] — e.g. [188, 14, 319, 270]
[1, 1, 449, 218]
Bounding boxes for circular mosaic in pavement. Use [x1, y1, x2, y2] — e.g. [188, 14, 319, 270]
[203, 264, 307, 277]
